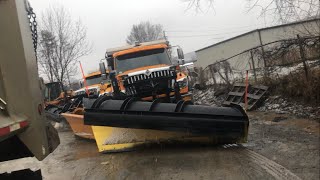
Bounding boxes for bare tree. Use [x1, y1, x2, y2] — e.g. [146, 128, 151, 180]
[212, 61, 233, 86]
[181, 0, 215, 12]
[184, 0, 319, 23]
[247, 0, 320, 38]
[246, 0, 320, 24]
[38, 30, 56, 82]
[38, 5, 91, 86]
[126, 21, 164, 44]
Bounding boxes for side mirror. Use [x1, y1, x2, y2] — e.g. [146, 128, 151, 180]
[107, 58, 114, 71]
[99, 62, 107, 80]
[109, 70, 117, 79]
[177, 48, 184, 60]
[109, 70, 120, 95]
[177, 60, 185, 65]
[79, 81, 83, 88]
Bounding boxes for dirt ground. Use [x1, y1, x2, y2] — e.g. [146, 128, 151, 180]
[0, 111, 319, 180]
[246, 111, 320, 180]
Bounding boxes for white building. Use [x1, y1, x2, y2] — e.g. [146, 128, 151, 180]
[195, 18, 320, 70]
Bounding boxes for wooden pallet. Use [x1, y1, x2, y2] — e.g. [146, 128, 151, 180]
[223, 83, 268, 110]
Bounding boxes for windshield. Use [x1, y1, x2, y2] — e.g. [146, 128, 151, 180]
[86, 75, 107, 86]
[115, 48, 171, 73]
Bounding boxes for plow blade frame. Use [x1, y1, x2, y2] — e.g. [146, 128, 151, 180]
[84, 98, 249, 138]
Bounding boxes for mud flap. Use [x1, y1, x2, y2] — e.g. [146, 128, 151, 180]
[45, 121, 60, 153]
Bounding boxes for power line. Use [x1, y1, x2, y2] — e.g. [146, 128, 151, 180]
[166, 29, 251, 38]
[166, 23, 266, 33]
[165, 29, 255, 37]
[167, 35, 225, 38]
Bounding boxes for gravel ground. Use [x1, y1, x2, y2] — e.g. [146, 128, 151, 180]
[3, 110, 315, 180]
[1, 111, 318, 180]
[246, 111, 319, 180]
[0, 87, 319, 179]
[193, 86, 320, 180]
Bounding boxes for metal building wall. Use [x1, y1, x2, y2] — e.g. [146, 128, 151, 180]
[195, 19, 320, 69]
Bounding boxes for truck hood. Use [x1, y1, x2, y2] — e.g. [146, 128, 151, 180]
[118, 64, 170, 77]
[118, 64, 187, 81]
[75, 85, 100, 93]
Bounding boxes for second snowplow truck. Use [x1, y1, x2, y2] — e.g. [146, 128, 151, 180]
[84, 40, 249, 146]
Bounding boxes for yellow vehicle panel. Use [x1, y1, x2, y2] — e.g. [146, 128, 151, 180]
[62, 113, 95, 139]
[91, 126, 217, 153]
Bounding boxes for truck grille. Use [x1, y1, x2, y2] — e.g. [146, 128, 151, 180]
[75, 88, 98, 96]
[126, 70, 174, 85]
[123, 69, 176, 97]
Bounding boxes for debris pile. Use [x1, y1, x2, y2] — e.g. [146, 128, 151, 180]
[258, 96, 320, 120]
[194, 83, 268, 110]
[194, 86, 319, 120]
[193, 86, 227, 106]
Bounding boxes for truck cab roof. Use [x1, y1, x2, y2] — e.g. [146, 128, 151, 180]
[105, 39, 169, 58]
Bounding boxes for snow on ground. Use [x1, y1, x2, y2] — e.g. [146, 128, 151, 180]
[193, 86, 320, 120]
[258, 96, 320, 120]
[193, 86, 227, 106]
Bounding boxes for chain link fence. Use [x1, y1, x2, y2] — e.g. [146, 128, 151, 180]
[195, 35, 320, 103]
[197, 35, 320, 85]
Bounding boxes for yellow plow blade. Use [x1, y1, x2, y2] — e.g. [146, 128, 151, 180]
[63, 113, 247, 153]
[92, 126, 246, 153]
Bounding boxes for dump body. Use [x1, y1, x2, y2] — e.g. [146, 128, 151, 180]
[0, 0, 59, 164]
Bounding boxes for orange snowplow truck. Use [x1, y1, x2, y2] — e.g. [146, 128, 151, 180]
[102, 40, 192, 102]
[84, 40, 249, 151]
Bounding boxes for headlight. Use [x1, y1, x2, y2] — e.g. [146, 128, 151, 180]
[89, 89, 96, 94]
[177, 77, 188, 88]
[121, 75, 128, 81]
[75, 90, 85, 96]
[89, 87, 100, 95]
[85, 87, 100, 95]
[169, 66, 175, 71]
[99, 91, 112, 97]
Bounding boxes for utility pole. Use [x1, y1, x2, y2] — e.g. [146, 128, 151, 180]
[257, 30, 266, 68]
[250, 50, 257, 83]
[209, 64, 217, 85]
[163, 30, 167, 40]
[297, 34, 309, 81]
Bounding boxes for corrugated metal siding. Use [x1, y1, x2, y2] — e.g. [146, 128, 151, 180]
[195, 19, 320, 69]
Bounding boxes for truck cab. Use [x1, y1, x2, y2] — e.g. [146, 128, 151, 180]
[74, 71, 112, 97]
[105, 40, 192, 101]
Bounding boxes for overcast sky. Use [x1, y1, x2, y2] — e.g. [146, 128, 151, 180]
[29, 0, 272, 80]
